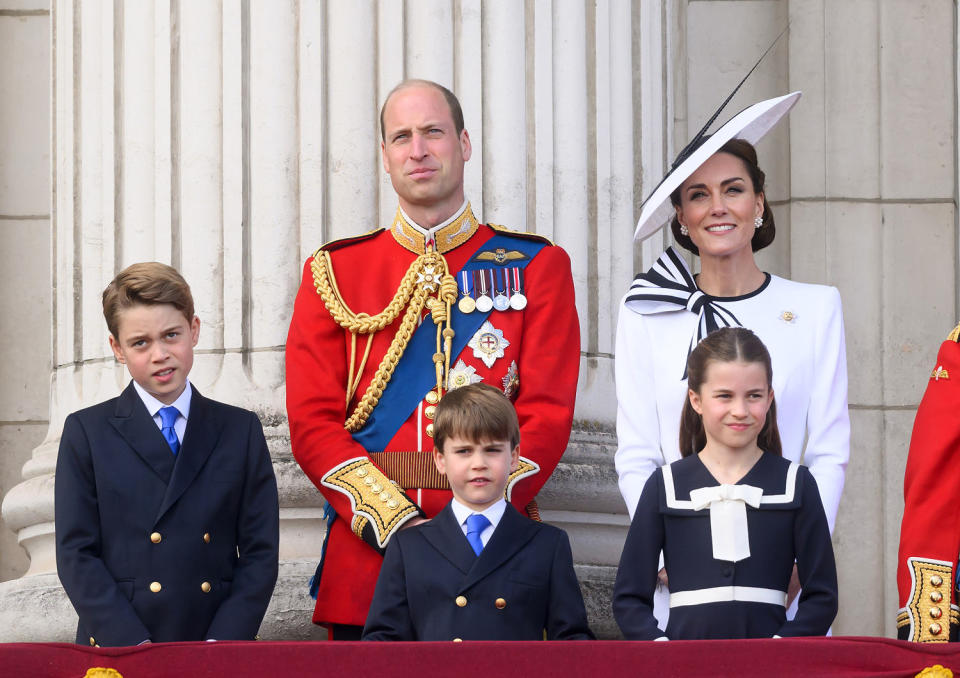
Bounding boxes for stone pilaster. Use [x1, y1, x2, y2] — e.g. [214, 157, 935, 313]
[0, 0, 649, 641]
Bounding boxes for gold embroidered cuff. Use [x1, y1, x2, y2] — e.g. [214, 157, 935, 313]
[905, 557, 954, 642]
[505, 456, 541, 502]
[351, 514, 369, 540]
[321, 458, 420, 548]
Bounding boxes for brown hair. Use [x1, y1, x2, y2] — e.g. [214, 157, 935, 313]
[669, 138, 776, 255]
[678, 327, 781, 458]
[380, 79, 465, 142]
[102, 262, 195, 338]
[433, 383, 520, 453]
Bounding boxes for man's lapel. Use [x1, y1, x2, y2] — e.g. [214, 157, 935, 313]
[154, 387, 220, 522]
[420, 503, 478, 575]
[108, 382, 176, 483]
[458, 504, 539, 593]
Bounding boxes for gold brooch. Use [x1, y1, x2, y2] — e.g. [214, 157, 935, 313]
[779, 310, 797, 324]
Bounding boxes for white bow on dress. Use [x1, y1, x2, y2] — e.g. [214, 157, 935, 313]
[689, 484, 763, 563]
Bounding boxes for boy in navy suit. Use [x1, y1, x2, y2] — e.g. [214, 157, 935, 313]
[362, 383, 593, 641]
[55, 262, 279, 646]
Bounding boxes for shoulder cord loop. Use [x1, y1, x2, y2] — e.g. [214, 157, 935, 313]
[311, 248, 458, 432]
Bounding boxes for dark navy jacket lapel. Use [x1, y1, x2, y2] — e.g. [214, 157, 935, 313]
[420, 503, 477, 575]
[459, 503, 540, 593]
[108, 382, 176, 483]
[155, 388, 221, 522]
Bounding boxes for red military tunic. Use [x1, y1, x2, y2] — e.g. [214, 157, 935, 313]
[897, 323, 960, 642]
[285, 204, 580, 628]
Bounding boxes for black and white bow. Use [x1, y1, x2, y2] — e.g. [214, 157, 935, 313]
[624, 247, 743, 379]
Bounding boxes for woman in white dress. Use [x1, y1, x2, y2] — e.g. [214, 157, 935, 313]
[615, 93, 849, 625]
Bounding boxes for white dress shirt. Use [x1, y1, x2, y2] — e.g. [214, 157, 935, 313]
[132, 380, 193, 443]
[449, 497, 507, 550]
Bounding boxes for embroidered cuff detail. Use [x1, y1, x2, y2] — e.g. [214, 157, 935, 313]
[905, 557, 954, 642]
[505, 456, 540, 502]
[321, 458, 421, 548]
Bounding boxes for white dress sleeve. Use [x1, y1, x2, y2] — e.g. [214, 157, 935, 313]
[614, 302, 666, 519]
[800, 286, 849, 532]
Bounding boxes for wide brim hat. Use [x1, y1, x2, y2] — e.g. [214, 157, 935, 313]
[634, 90, 802, 242]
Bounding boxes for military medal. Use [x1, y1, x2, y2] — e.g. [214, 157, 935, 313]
[502, 360, 519, 398]
[457, 270, 476, 314]
[509, 268, 527, 310]
[493, 269, 510, 311]
[448, 359, 484, 389]
[475, 269, 494, 313]
[469, 320, 510, 368]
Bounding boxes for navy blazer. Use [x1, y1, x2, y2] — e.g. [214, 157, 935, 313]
[55, 382, 279, 646]
[362, 502, 594, 641]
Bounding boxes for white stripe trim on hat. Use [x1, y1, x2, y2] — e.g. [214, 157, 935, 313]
[669, 586, 786, 608]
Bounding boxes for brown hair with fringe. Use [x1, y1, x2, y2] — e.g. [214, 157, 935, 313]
[669, 138, 776, 255]
[433, 383, 520, 454]
[102, 262, 195, 339]
[678, 327, 782, 458]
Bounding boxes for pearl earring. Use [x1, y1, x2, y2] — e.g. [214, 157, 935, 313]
[679, 223, 689, 237]
[754, 216, 763, 229]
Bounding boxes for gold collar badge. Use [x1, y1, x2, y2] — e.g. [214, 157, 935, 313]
[931, 365, 950, 381]
[391, 204, 480, 254]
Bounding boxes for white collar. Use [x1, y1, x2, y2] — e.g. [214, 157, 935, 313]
[399, 198, 469, 238]
[133, 380, 193, 419]
[450, 496, 507, 529]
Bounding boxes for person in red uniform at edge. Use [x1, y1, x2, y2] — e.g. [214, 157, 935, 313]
[285, 79, 580, 640]
[897, 322, 960, 642]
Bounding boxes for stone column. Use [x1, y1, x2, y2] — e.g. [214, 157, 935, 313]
[785, 0, 957, 637]
[0, 0, 654, 640]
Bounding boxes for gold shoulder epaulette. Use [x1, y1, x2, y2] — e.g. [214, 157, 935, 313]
[947, 322, 960, 343]
[487, 223, 555, 247]
[316, 228, 384, 255]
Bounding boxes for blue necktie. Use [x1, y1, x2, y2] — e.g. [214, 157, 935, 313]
[465, 513, 490, 556]
[158, 406, 181, 456]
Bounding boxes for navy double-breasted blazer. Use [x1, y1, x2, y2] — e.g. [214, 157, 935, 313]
[55, 382, 279, 646]
[362, 502, 594, 641]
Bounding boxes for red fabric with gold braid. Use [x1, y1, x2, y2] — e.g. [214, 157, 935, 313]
[285, 207, 579, 628]
[897, 325, 960, 642]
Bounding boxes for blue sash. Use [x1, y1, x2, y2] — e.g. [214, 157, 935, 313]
[350, 233, 547, 451]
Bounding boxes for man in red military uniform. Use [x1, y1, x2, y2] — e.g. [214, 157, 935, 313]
[897, 322, 960, 642]
[285, 79, 580, 638]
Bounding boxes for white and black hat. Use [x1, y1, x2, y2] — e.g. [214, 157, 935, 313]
[633, 91, 801, 242]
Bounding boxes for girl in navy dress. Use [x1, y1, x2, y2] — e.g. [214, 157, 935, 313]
[613, 327, 837, 640]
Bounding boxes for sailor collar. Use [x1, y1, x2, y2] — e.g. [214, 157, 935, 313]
[660, 453, 801, 514]
[391, 200, 480, 254]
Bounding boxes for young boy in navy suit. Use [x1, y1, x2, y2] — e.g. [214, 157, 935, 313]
[55, 262, 279, 646]
[362, 383, 593, 641]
